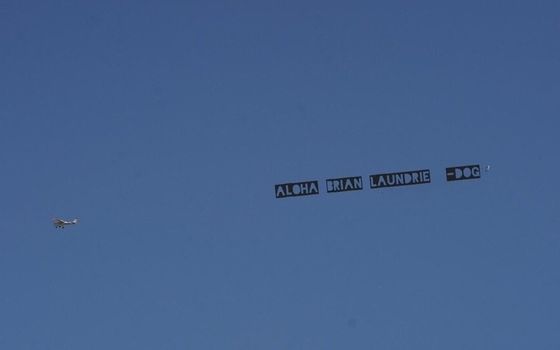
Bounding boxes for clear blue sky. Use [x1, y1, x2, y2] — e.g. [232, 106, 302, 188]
[1, 1, 559, 349]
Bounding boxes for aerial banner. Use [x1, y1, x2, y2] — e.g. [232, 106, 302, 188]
[274, 163, 485, 198]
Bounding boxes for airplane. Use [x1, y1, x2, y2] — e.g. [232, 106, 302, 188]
[53, 218, 79, 229]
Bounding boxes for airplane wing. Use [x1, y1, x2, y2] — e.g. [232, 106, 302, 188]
[52, 218, 64, 224]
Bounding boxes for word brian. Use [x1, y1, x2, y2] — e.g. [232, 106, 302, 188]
[326, 176, 363, 193]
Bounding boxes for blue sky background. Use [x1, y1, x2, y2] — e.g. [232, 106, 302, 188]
[1, 1, 559, 349]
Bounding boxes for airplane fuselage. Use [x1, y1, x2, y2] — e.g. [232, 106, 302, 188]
[53, 218, 78, 229]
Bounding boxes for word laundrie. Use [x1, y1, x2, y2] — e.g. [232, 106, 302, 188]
[370, 169, 430, 189]
[275, 164, 483, 199]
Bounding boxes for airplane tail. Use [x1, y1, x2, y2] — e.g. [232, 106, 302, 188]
[72, 218, 79, 224]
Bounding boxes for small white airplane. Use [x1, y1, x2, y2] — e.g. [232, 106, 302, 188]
[53, 218, 79, 229]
